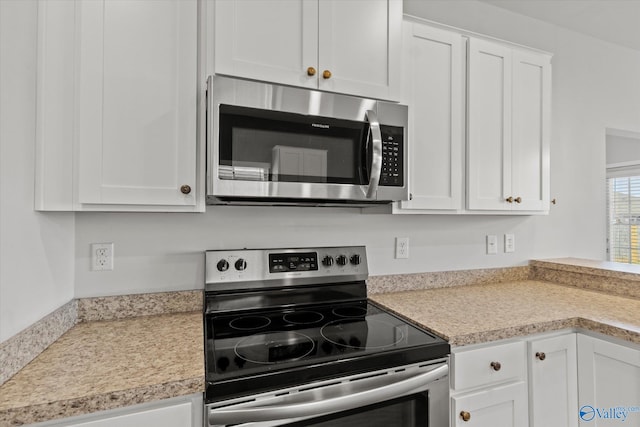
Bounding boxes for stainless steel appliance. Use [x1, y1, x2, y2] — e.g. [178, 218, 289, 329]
[204, 246, 450, 427]
[206, 76, 409, 206]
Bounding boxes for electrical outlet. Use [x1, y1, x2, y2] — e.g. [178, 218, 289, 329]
[395, 237, 409, 259]
[505, 234, 515, 253]
[91, 243, 114, 271]
[486, 235, 498, 255]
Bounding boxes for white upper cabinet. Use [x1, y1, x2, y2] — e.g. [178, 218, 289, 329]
[35, 0, 202, 212]
[213, 0, 318, 90]
[397, 20, 464, 211]
[213, 0, 401, 101]
[511, 50, 552, 212]
[77, 0, 198, 208]
[467, 37, 551, 212]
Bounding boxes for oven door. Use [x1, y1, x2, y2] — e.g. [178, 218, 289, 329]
[205, 360, 448, 427]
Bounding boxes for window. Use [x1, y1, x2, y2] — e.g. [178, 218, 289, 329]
[607, 173, 640, 264]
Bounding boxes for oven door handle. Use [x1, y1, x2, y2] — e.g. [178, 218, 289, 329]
[365, 109, 383, 199]
[208, 364, 448, 425]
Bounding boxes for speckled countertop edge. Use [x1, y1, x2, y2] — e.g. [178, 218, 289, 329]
[2, 377, 204, 427]
[370, 280, 640, 347]
[3, 261, 640, 425]
[0, 290, 203, 390]
[0, 310, 204, 426]
[531, 258, 640, 282]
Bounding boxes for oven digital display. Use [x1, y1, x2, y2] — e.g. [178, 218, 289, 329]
[269, 252, 318, 273]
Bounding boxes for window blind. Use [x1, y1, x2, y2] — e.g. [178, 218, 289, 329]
[607, 175, 640, 264]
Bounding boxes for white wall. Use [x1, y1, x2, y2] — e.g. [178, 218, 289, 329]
[607, 134, 640, 165]
[70, 0, 640, 297]
[0, 0, 75, 341]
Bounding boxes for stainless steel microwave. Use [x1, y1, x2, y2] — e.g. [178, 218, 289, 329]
[206, 75, 408, 206]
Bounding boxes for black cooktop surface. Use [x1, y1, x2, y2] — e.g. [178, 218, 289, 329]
[205, 299, 449, 402]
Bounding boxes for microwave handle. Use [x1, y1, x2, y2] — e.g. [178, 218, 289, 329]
[365, 110, 383, 199]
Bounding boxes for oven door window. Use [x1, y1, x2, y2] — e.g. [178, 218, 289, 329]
[218, 105, 369, 185]
[284, 393, 427, 427]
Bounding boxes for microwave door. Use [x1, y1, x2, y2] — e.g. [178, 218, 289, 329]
[364, 110, 383, 199]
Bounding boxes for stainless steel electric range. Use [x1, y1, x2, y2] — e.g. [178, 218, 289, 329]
[204, 246, 450, 427]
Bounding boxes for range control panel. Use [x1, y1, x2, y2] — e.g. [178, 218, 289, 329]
[205, 246, 368, 289]
[269, 252, 318, 273]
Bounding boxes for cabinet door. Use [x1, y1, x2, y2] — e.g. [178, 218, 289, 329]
[64, 401, 192, 427]
[577, 335, 640, 426]
[452, 381, 528, 427]
[466, 38, 513, 210]
[214, 0, 318, 89]
[397, 22, 463, 211]
[529, 334, 578, 427]
[76, 0, 197, 207]
[511, 50, 551, 212]
[317, 0, 401, 100]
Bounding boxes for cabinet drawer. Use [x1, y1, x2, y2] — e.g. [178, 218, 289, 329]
[452, 341, 526, 391]
[452, 381, 528, 427]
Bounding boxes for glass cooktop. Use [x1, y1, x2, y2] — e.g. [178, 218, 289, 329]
[205, 299, 449, 401]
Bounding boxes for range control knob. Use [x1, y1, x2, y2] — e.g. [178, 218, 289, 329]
[336, 255, 348, 266]
[235, 258, 247, 271]
[322, 255, 334, 267]
[216, 259, 229, 272]
[350, 254, 361, 265]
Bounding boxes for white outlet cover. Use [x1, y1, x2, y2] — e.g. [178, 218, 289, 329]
[505, 234, 515, 253]
[91, 243, 114, 271]
[395, 237, 409, 259]
[486, 235, 498, 255]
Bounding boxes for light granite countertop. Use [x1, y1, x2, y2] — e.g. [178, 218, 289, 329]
[370, 280, 640, 347]
[0, 312, 203, 426]
[2, 258, 640, 426]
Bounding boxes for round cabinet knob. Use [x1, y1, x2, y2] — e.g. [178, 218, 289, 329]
[505, 196, 514, 203]
[322, 70, 332, 79]
[350, 254, 361, 265]
[490, 361, 502, 371]
[514, 197, 522, 204]
[180, 185, 192, 195]
[322, 255, 334, 267]
[307, 66, 316, 76]
[551, 198, 557, 205]
[336, 255, 348, 266]
[216, 259, 229, 272]
[536, 352, 546, 361]
[235, 259, 247, 271]
[460, 411, 471, 422]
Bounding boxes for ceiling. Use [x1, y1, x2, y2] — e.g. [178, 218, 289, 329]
[478, 0, 640, 52]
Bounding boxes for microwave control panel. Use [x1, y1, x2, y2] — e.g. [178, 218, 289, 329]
[380, 125, 404, 187]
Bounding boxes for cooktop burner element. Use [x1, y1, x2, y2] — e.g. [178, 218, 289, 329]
[321, 319, 404, 349]
[229, 315, 271, 331]
[234, 331, 316, 364]
[333, 306, 368, 318]
[282, 310, 324, 325]
[204, 246, 450, 403]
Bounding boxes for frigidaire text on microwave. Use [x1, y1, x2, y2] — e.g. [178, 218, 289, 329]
[206, 75, 408, 206]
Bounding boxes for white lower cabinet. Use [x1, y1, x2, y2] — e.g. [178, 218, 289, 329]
[31, 394, 203, 427]
[451, 341, 529, 427]
[452, 381, 528, 427]
[528, 333, 578, 427]
[577, 334, 640, 426]
[450, 332, 640, 427]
